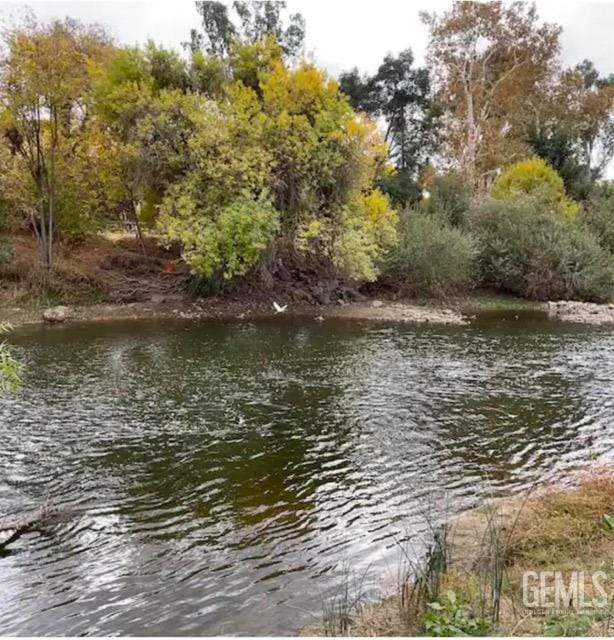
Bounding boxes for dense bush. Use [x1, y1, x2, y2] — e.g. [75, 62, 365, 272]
[492, 158, 579, 218]
[467, 194, 614, 302]
[581, 192, 614, 255]
[386, 210, 477, 297]
[423, 171, 473, 226]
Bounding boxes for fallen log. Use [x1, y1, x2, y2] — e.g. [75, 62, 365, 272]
[0, 499, 59, 550]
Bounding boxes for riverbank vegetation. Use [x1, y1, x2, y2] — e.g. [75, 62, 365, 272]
[310, 470, 614, 637]
[0, 322, 20, 391]
[1, 1, 614, 311]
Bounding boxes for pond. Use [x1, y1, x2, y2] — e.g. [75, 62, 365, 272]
[0, 316, 613, 635]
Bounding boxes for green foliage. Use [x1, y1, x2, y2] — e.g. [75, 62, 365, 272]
[423, 171, 473, 226]
[376, 169, 422, 209]
[6, 8, 614, 304]
[542, 611, 609, 637]
[145, 40, 189, 92]
[468, 194, 614, 302]
[339, 49, 439, 208]
[527, 123, 594, 201]
[0, 323, 22, 393]
[601, 513, 614, 533]
[424, 590, 489, 637]
[339, 49, 438, 174]
[0, 14, 111, 269]
[190, 1, 305, 59]
[319, 189, 398, 282]
[0, 166, 14, 264]
[160, 190, 278, 280]
[157, 54, 394, 283]
[492, 158, 580, 218]
[386, 210, 477, 297]
[582, 191, 614, 254]
[0, 238, 12, 265]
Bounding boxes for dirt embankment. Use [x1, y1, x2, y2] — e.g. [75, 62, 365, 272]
[3, 234, 614, 329]
[0, 233, 470, 328]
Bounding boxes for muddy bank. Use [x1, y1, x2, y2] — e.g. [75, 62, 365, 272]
[1, 296, 469, 329]
[0, 296, 305, 328]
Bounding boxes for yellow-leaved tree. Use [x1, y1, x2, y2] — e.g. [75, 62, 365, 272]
[492, 158, 579, 217]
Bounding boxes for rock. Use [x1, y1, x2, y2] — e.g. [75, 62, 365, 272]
[371, 300, 384, 308]
[312, 288, 331, 305]
[291, 288, 314, 304]
[42, 306, 74, 324]
[340, 287, 367, 303]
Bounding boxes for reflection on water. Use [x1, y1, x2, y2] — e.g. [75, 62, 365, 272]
[0, 317, 613, 635]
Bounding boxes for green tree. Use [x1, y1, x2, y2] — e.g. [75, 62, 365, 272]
[161, 190, 279, 281]
[339, 49, 439, 206]
[189, 1, 305, 59]
[526, 122, 593, 201]
[528, 59, 614, 199]
[159, 49, 397, 284]
[468, 193, 614, 302]
[92, 45, 197, 248]
[0, 15, 110, 272]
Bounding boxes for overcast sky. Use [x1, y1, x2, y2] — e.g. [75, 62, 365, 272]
[1, 0, 614, 79]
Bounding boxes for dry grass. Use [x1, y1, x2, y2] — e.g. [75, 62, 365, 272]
[508, 471, 614, 565]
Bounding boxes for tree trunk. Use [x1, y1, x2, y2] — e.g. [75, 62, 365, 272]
[48, 149, 55, 273]
[131, 199, 148, 258]
[35, 179, 51, 277]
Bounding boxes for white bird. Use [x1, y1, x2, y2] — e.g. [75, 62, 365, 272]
[273, 301, 287, 314]
[315, 315, 324, 322]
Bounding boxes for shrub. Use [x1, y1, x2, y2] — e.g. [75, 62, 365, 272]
[492, 158, 579, 218]
[467, 194, 614, 302]
[386, 210, 478, 297]
[298, 189, 398, 282]
[581, 192, 614, 254]
[0, 237, 11, 266]
[423, 171, 473, 226]
[159, 190, 279, 280]
[424, 590, 490, 637]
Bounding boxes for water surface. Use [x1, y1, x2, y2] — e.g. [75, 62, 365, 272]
[1, 316, 613, 635]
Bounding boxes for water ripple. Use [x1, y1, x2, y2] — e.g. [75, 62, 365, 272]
[0, 317, 613, 634]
